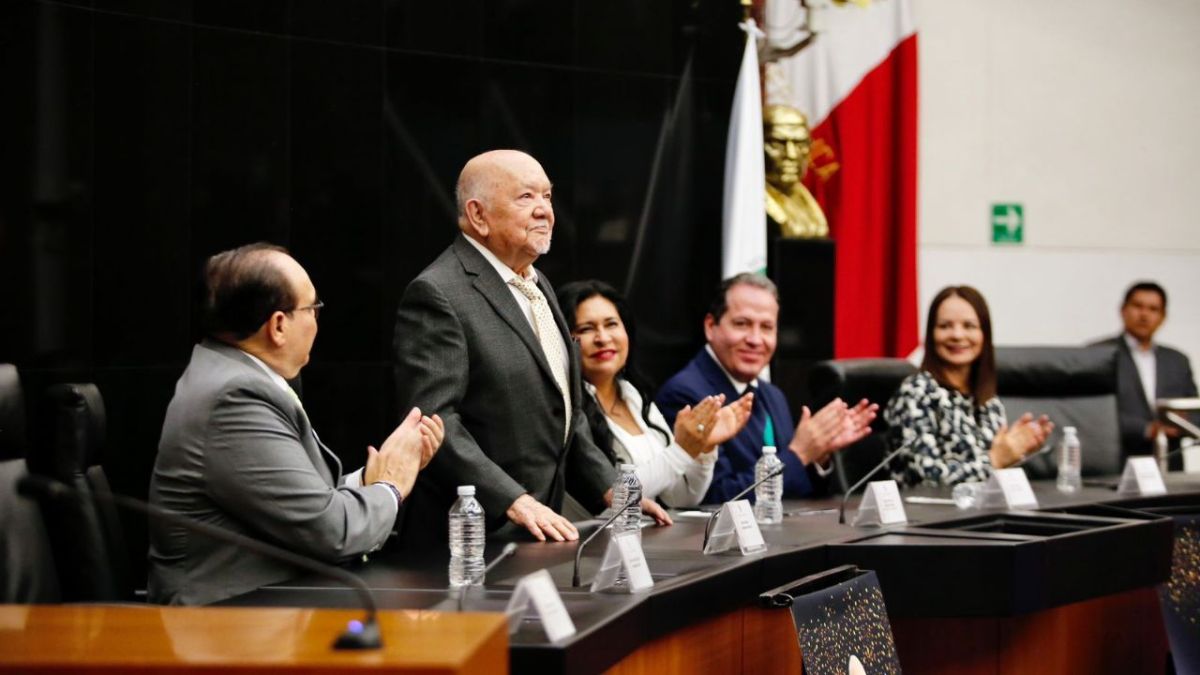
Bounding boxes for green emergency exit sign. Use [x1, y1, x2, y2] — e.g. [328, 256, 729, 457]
[991, 203, 1023, 244]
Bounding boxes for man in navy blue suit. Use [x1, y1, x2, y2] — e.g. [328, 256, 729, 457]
[656, 273, 877, 503]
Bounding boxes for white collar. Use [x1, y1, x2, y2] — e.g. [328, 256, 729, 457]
[584, 378, 645, 410]
[704, 344, 756, 394]
[1123, 332, 1155, 354]
[463, 234, 540, 286]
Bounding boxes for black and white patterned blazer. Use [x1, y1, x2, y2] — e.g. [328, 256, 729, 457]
[884, 370, 1006, 487]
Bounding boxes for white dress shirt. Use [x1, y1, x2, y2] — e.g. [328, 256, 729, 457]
[1125, 332, 1158, 408]
[586, 380, 717, 507]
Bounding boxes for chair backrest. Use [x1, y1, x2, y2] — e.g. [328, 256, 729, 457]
[995, 346, 1120, 478]
[28, 383, 134, 602]
[0, 364, 27, 462]
[0, 364, 62, 603]
[808, 359, 917, 493]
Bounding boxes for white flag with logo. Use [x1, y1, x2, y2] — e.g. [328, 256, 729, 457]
[721, 19, 767, 279]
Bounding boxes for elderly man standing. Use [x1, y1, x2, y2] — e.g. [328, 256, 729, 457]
[149, 243, 443, 605]
[656, 273, 877, 503]
[394, 150, 667, 544]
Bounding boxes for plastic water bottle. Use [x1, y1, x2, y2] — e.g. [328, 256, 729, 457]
[610, 464, 642, 586]
[611, 464, 643, 537]
[753, 446, 784, 524]
[448, 485, 485, 587]
[1056, 426, 1082, 493]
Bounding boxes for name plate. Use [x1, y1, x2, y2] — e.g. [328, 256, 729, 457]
[590, 530, 654, 593]
[505, 569, 576, 642]
[1117, 456, 1168, 496]
[851, 480, 908, 527]
[986, 468, 1039, 509]
[703, 499, 767, 555]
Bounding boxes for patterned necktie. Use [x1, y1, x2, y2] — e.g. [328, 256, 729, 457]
[508, 276, 572, 443]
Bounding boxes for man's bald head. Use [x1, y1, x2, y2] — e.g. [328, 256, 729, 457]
[455, 150, 545, 230]
[454, 150, 555, 275]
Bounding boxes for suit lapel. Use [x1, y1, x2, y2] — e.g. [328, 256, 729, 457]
[202, 340, 340, 486]
[453, 237, 561, 388]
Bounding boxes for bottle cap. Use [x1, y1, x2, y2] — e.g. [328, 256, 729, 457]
[619, 463, 637, 472]
[457, 485, 476, 496]
[762, 446, 777, 455]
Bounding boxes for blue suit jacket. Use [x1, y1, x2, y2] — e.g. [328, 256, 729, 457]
[655, 349, 817, 503]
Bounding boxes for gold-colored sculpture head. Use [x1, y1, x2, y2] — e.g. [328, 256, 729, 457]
[763, 105, 812, 188]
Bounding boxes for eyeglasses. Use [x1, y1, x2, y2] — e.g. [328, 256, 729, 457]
[287, 300, 325, 320]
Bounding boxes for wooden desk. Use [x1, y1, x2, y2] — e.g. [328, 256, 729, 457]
[222, 477, 1200, 673]
[0, 606, 508, 674]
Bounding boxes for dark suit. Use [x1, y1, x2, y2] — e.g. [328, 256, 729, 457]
[148, 340, 396, 605]
[393, 235, 615, 542]
[1092, 334, 1197, 458]
[655, 349, 818, 503]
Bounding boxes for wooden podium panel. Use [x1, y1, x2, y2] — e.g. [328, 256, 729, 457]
[0, 606, 508, 674]
[604, 605, 803, 675]
[891, 587, 1168, 675]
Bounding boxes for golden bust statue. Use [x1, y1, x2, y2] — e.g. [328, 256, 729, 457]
[764, 105, 829, 239]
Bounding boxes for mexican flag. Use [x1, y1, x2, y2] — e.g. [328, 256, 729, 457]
[769, 0, 919, 358]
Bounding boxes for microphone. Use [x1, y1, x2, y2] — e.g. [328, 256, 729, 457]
[18, 473, 384, 650]
[572, 502, 630, 587]
[455, 542, 518, 611]
[701, 464, 785, 551]
[838, 443, 910, 525]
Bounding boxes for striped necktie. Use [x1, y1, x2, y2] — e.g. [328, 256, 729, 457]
[508, 276, 572, 443]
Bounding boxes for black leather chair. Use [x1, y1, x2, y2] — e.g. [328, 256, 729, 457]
[0, 364, 61, 603]
[28, 383, 136, 602]
[995, 346, 1120, 479]
[807, 359, 917, 493]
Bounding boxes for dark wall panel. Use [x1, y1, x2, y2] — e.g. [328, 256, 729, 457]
[6, 0, 742, 588]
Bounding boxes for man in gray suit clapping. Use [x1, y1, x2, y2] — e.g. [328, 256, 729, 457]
[149, 243, 443, 605]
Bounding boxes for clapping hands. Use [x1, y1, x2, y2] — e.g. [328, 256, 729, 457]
[990, 413, 1054, 468]
[789, 398, 878, 467]
[673, 392, 755, 457]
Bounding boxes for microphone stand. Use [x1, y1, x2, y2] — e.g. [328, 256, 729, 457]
[572, 505, 628, 587]
[701, 465, 785, 551]
[18, 474, 384, 650]
[838, 443, 909, 525]
[455, 542, 517, 612]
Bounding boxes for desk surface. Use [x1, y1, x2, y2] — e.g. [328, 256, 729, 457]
[0, 605, 509, 674]
[224, 474, 1200, 674]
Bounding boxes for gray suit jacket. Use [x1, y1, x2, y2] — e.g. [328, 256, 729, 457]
[148, 340, 396, 605]
[394, 235, 615, 542]
[1092, 334, 1198, 457]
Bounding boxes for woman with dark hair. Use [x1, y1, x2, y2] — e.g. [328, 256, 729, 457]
[885, 285, 1053, 486]
[557, 280, 752, 507]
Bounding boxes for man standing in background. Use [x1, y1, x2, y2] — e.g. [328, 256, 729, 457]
[1092, 281, 1197, 461]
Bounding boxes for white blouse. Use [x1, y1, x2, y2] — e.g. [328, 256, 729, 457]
[586, 380, 717, 507]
